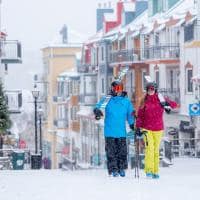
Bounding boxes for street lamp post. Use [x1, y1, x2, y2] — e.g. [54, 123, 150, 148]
[32, 90, 39, 154]
[38, 107, 43, 159]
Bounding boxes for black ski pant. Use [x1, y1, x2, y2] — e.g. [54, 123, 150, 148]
[105, 137, 128, 174]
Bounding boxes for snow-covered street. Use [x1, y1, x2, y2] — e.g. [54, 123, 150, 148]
[0, 158, 199, 200]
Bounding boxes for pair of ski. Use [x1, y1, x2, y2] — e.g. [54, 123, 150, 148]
[128, 130, 147, 179]
[134, 133, 141, 179]
[98, 66, 129, 110]
[127, 130, 142, 179]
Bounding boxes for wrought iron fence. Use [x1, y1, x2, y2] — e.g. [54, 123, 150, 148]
[158, 88, 180, 104]
[109, 49, 139, 64]
[108, 44, 180, 64]
[141, 44, 180, 60]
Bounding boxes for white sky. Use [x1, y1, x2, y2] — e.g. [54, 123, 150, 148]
[1, 0, 118, 90]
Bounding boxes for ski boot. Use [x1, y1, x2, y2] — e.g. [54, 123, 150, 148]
[112, 171, 119, 177]
[146, 172, 153, 178]
[119, 170, 125, 177]
[152, 174, 159, 179]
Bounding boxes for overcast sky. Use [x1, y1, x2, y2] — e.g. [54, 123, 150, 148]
[1, 0, 117, 90]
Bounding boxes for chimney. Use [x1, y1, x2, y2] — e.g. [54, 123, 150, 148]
[59, 24, 68, 44]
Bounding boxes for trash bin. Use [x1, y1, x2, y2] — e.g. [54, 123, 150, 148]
[31, 154, 42, 169]
[12, 150, 25, 170]
[43, 157, 51, 169]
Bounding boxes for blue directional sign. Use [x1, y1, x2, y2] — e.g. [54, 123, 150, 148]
[189, 103, 200, 116]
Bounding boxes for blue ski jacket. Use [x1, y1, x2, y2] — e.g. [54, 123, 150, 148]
[95, 96, 135, 138]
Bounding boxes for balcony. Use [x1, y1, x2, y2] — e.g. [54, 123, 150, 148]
[141, 44, 180, 61]
[54, 119, 68, 129]
[53, 95, 69, 103]
[158, 88, 180, 104]
[5, 90, 22, 114]
[79, 94, 97, 106]
[109, 49, 140, 65]
[77, 64, 89, 73]
[0, 40, 22, 64]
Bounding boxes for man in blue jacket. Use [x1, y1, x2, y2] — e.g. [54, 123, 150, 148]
[93, 81, 135, 177]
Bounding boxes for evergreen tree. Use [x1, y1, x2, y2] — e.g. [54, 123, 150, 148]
[0, 82, 11, 153]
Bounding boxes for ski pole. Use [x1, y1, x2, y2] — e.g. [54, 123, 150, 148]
[134, 134, 140, 178]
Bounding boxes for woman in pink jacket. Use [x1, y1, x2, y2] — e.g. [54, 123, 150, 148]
[136, 82, 177, 179]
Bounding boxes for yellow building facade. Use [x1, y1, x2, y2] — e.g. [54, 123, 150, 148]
[42, 45, 81, 168]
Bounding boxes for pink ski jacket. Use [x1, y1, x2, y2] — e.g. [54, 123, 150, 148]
[136, 93, 177, 131]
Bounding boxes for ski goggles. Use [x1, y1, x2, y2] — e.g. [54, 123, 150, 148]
[147, 86, 155, 91]
[112, 84, 123, 93]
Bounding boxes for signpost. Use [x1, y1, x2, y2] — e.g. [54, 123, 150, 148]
[189, 103, 200, 116]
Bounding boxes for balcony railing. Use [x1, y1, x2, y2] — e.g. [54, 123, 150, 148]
[53, 95, 70, 103]
[0, 40, 22, 64]
[141, 44, 180, 61]
[109, 49, 140, 65]
[108, 44, 180, 65]
[54, 119, 68, 129]
[158, 88, 180, 104]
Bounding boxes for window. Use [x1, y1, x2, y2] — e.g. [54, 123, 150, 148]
[155, 33, 159, 45]
[71, 80, 79, 95]
[101, 46, 104, 61]
[101, 78, 104, 94]
[58, 81, 64, 96]
[155, 70, 159, 88]
[184, 24, 194, 42]
[142, 70, 147, 91]
[58, 105, 67, 119]
[71, 106, 78, 121]
[186, 69, 193, 93]
[170, 70, 174, 91]
[85, 76, 96, 94]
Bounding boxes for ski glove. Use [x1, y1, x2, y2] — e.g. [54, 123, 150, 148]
[135, 128, 143, 137]
[164, 102, 171, 114]
[93, 108, 103, 120]
[129, 124, 135, 131]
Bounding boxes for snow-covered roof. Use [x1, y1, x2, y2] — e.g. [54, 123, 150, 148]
[57, 70, 80, 82]
[102, 34, 118, 42]
[165, 0, 195, 18]
[59, 71, 79, 78]
[185, 15, 197, 25]
[125, 10, 148, 32]
[104, 12, 117, 21]
[140, 23, 154, 35]
[43, 43, 82, 49]
[130, 30, 140, 38]
[77, 107, 93, 118]
[154, 23, 166, 33]
[85, 30, 104, 44]
[172, 18, 186, 27]
[123, 2, 136, 12]
[104, 25, 123, 37]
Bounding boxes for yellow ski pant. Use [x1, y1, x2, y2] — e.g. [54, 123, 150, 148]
[143, 130, 163, 174]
